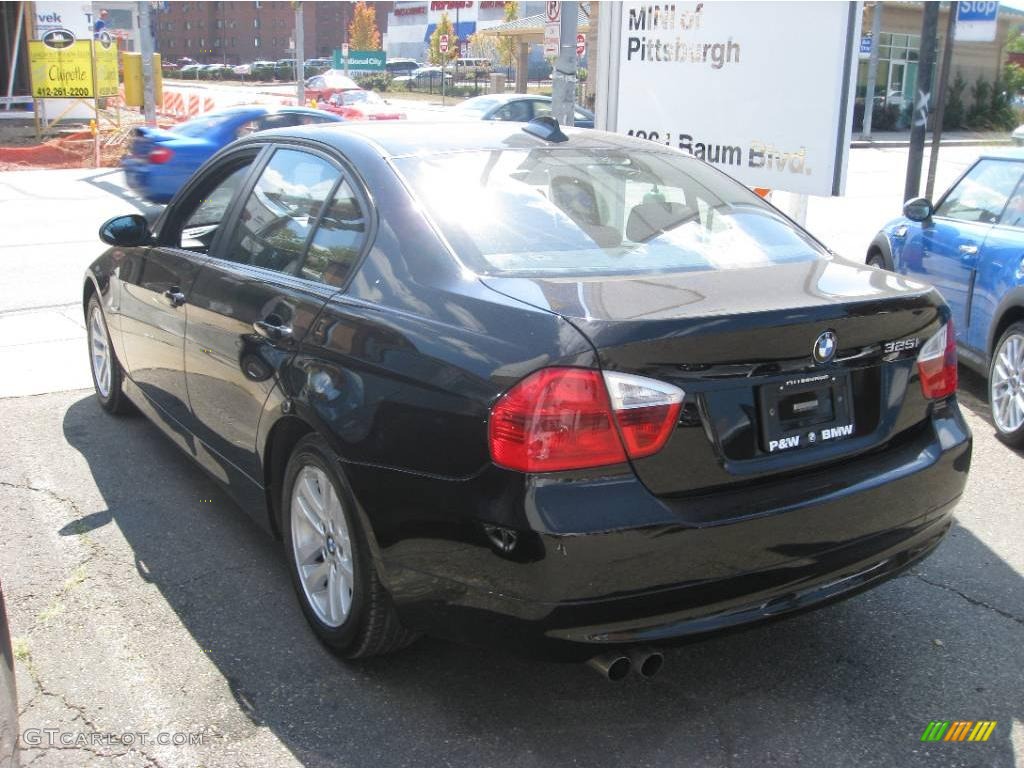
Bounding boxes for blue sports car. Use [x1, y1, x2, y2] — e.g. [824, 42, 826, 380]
[868, 149, 1024, 445]
[122, 106, 343, 203]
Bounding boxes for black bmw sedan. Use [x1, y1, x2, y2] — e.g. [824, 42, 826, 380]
[87, 119, 970, 672]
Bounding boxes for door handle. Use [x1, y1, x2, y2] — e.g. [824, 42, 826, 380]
[958, 243, 980, 268]
[163, 288, 186, 307]
[253, 319, 293, 341]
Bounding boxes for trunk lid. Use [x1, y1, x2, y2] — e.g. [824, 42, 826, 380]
[129, 126, 180, 159]
[482, 259, 946, 496]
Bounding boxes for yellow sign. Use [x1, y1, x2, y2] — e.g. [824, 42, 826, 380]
[95, 38, 119, 97]
[29, 39, 94, 98]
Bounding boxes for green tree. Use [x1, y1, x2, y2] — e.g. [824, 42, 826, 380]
[495, 2, 518, 69]
[348, 1, 381, 50]
[1007, 23, 1024, 53]
[468, 31, 497, 62]
[943, 71, 967, 130]
[428, 12, 459, 66]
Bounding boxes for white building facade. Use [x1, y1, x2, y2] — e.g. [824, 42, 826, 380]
[384, 1, 512, 62]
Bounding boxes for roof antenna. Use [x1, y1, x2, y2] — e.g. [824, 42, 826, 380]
[523, 116, 568, 143]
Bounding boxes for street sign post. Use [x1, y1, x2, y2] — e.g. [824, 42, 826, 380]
[440, 34, 449, 105]
[576, 32, 586, 57]
[545, 1, 561, 57]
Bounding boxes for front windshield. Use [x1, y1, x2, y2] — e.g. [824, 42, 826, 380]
[456, 97, 501, 115]
[394, 148, 827, 277]
[343, 91, 380, 105]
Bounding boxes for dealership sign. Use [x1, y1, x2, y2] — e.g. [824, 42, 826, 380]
[600, 2, 860, 196]
[955, 1, 999, 43]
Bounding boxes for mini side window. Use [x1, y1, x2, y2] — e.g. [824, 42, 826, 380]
[301, 179, 368, 287]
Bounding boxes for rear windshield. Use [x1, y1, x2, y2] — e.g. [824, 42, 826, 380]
[172, 114, 235, 137]
[394, 148, 827, 277]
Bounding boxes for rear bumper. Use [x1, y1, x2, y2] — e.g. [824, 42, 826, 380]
[121, 157, 182, 203]
[370, 406, 970, 657]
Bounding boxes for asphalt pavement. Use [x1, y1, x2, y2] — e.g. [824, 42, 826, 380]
[0, 143, 1021, 767]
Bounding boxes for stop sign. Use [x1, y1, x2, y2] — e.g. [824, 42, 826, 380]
[576, 33, 585, 57]
[440, 34, 449, 53]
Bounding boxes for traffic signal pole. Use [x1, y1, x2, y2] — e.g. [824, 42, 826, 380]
[138, 1, 157, 125]
[551, 1, 578, 126]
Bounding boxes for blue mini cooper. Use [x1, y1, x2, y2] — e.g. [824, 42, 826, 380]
[868, 150, 1024, 445]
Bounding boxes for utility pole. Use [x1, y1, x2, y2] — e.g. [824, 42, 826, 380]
[861, 1, 882, 139]
[904, 2, 939, 202]
[138, 1, 156, 125]
[551, 0, 578, 126]
[926, 4, 957, 200]
[294, 2, 304, 105]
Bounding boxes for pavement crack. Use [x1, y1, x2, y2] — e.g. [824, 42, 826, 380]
[0, 479, 86, 518]
[913, 573, 1024, 627]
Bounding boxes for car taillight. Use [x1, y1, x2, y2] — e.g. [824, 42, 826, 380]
[917, 322, 958, 399]
[148, 147, 174, 164]
[488, 368, 684, 472]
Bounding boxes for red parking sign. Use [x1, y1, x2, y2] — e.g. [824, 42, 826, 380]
[440, 34, 449, 53]
[576, 33, 585, 57]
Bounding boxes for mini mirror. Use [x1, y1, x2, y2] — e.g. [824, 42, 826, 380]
[99, 214, 151, 247]
[903, 197, 933, 222]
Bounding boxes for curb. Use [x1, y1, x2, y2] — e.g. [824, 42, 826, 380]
[851, 138, 1012, 149]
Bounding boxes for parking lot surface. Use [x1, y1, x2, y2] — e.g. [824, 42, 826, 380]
[0, 145, 1021, 767]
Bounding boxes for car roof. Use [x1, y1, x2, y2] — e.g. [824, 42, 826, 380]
[248, 120, 666, 158]
[978, 147, 1024, 161]
[187, 105, 337, 121]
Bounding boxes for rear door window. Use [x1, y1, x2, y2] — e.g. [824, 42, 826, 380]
[222, 148, 340, 275]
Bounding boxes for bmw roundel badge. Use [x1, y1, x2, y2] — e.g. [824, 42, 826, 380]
[813, 331, 837, 364]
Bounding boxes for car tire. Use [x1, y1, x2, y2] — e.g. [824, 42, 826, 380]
[866, 249, 888, 270]
[283, 434, 418, 658]
[86, 295, 133, 415]
[989, 322, 1024, 447]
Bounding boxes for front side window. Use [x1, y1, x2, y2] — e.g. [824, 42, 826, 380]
[223, 149, 340, 275]
[169, 160, 255, 252]
[936, 159, 1024, 224]
[395, 148, 826, 277]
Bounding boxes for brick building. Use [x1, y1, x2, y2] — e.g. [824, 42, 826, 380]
[154, 1, 392, 65]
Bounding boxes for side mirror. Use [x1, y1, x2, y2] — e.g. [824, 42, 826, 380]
[99, 214, 151, 247]
[903, 197, 933, 222]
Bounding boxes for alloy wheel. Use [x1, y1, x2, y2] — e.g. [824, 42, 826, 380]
[89, 304, 112, 398]
[290, 465, 355, 628]
[991, 332, 1024, 434]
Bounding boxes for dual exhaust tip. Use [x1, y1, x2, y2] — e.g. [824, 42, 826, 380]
[586, 647, 664, 681]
